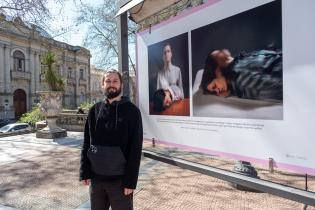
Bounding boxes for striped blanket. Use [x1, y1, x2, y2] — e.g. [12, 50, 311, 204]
[229, 50, 283, 101]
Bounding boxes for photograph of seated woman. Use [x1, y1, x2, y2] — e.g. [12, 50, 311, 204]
[153, 85, 184, 112]
[157, 43, 184, 96]
[200, 49, 283, 102]
[151, 43, 188, 115]
[148, 33, 189, 116]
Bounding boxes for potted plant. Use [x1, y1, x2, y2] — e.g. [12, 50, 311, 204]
[36, 51, 67, 139]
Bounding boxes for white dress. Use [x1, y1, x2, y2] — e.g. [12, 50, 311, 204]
[168, 85, 184, 101]
[156, 64, 184, 97]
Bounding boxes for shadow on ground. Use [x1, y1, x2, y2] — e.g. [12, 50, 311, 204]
[0, 147, 88, 210]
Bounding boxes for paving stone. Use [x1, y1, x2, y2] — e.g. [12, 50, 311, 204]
[0, 133, 314, 210]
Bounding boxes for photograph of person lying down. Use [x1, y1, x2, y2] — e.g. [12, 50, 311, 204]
[191, 0, 283, 120]
[153, 85, 184, 112]
[148, 33, 190, 116]
[200, 49, 282, 101]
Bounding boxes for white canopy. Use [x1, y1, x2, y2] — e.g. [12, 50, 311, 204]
[115, 0, 180, 23]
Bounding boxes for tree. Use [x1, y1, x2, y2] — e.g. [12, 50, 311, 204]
[41, 51, 65, 91]
[0, 0, 49, 27]
[75, 0, 137, 72]
[0, 0, 66, 36]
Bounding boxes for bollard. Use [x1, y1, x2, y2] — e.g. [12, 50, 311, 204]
[269, 158, 274, 173]
[152, 138, 156, 147]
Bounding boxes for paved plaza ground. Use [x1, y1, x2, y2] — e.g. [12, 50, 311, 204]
[0, 132, 314, 210]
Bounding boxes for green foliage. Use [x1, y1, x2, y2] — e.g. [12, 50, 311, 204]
[79, 101, 94, 110]
[41, 51, 65, 91]
[18, 105, 45, 127]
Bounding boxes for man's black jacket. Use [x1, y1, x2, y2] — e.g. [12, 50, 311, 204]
[79, 96, 143, 189]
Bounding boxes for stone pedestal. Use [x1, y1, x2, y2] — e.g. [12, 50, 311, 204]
[36, 91, 67, 139]
[35, 120, 47, 129]
[36, 117, 67, 138]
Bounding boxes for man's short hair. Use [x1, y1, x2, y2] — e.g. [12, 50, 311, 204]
[102, 70, 123, 84]
[153, 89, 166, 112]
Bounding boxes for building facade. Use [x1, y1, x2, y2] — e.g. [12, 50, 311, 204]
[0, 15, 91, 119]
[90, 65, 104, 103]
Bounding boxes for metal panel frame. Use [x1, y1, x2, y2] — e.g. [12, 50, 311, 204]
[143, 150, 315, 207]
[117, 12, 130, 97]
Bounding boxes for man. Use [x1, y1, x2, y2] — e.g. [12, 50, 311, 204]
[153, 85, 184, 112]
[156, 43, 184, 97]
[80, 70, 143, 210]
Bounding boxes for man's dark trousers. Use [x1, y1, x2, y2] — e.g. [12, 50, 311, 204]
[89, 179, 133, 210]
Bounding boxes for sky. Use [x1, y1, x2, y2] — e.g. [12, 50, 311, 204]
[45, 0, 136, 70]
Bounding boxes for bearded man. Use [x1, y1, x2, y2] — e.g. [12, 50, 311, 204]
[79, 70, 143, 210]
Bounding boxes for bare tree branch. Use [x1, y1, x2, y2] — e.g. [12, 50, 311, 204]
[0, 0, 66, 37]
[75, 0, 136, 74]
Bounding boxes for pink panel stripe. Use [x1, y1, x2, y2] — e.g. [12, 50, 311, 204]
[143, 139, 315, 176]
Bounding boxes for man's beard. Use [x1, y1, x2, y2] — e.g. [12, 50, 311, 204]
[105, 87, 121, 99]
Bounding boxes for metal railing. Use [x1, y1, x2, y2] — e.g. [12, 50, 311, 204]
[142, 150, 315, 207]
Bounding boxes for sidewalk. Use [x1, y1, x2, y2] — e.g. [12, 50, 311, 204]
[142, 140, 315, 192]
[0, 132, 314, 210]
[0, 133, 87, 210]
[136, 141, 315, 209]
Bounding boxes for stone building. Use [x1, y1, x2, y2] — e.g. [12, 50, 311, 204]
[90, 65, 104, 103]
[0, 14, 91, 119]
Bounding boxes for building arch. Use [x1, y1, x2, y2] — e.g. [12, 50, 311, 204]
[13, 89, 27, 119]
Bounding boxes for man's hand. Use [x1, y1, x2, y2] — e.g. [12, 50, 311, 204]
[82, 179, 90, 186]
[124, 188, 134, 196]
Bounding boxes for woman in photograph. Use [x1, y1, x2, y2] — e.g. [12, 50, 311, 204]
[200, 49, 283, 101]
[156, 43, 184, 97]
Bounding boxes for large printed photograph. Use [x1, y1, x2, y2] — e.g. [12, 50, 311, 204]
[192, 0, 283, 120]
[148, 33, 190, 116]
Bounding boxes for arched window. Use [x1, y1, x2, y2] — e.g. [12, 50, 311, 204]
[68, 67, 72, 78]
[80, 68, 84, 79]
[80, 91, 85, 102]
[13, 50, 25, 71]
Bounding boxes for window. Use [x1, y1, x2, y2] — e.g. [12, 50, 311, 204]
[13, 50, 25, 71]
[68, 68, 72, 78]
[21, 125, 28, 129]
[16, 125, 24, 130]
[80, 69, 84, 80]
[57, 65, 61, 75]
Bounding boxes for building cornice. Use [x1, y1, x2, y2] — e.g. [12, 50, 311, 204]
[0, 24, 91, 57]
